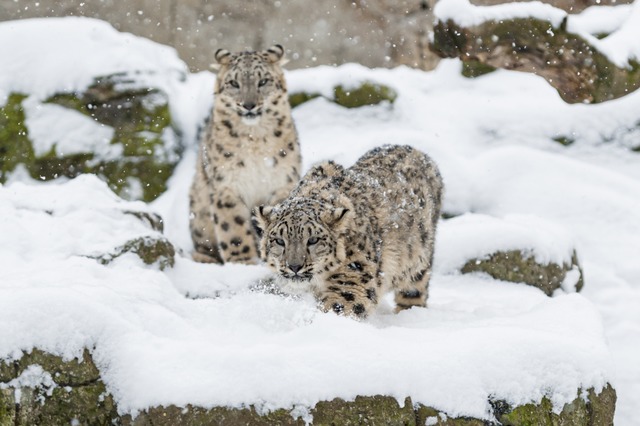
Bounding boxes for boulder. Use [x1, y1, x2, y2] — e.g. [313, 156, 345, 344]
[436, 214, 584, 295]
[0, 350, 617, 425]
[0, 349, 118, 426]
[0, 73, 181, 202]
[94, 235, 176, 271]
[462, 249, 584, 296]
[431, 1, 640, 103]
[289, 81, 397, 108]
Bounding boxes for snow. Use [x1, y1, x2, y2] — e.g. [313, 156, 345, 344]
[1, 14, 640, 425]
[0, 17, 187, 103]
[434, 0, 567, 28]
[23, 99, 117, 159]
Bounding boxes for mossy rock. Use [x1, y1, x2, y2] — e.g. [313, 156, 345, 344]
[552, 135, 575, 147]
[95, 236, 175, 270]
[1, 349, 616, 425]
[461, 249, 584, 296]
[0, 72, 182, 202]
[496, 384, 616, 426]
[288, 92, 321, 108]
[461, 60, 496, 78]
[0, 93, 33, 182]
[12, 349, 100, 387]
[0, 389, 16, 426]
[121, 405, 306, 426]
[311, 396, 415, 426]
[432, 17, 640, 103]
[0, 349, 118, 426]
[289, 81, 397, 109]
[334, 82, 397, 108]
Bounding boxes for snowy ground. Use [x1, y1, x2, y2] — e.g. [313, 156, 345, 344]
[1, 10, 640, 425]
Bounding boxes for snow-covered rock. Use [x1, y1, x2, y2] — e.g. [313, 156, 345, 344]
[437, 214, 584, 295]
[0, 17, 208, 201]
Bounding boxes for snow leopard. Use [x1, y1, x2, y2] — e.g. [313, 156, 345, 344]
[189, 45, 301, 264]
[253, 145, 443, 318]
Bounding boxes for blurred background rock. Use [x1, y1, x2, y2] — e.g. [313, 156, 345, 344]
[1, 0, 631, 72]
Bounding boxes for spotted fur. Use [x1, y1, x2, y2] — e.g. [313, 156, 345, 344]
[253, 145, 443, 318]
[190, 45, 301, 264]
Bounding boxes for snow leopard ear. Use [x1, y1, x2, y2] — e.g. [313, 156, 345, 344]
[322, 207, 352, 234]
[215, 48, 232, 66]
[252, 205, 272, 238]
[265, 44, 287, 65]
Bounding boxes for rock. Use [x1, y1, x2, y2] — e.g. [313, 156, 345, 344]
[461, 249, 584, 296]
[0, 348, 616, 426]
[436, 214, 584, 296]
[288, 92, 322, 108]
[289, 81, 397, 109]
[495, 384, 616, 425]
[333, 82, 398, 108]
[311, 396, 415, 426]
[431, 12, 640, 103]
[121, 405, 306, 426]
[0, 72, 182, 202]
[0, 349, 118, 426]
[95, 235, 176, 271]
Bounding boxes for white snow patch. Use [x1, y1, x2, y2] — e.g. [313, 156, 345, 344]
[23, 97, 117, 159]
[434, 0, 567, 29]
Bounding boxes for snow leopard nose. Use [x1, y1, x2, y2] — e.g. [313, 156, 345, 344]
[243, 101, 256, 111]
[288, 264, 302, 274]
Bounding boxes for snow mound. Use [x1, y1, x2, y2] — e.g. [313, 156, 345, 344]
[435, 213, 575, 274]
[0, 17, 187, 102]
[0, 163, 612, 421]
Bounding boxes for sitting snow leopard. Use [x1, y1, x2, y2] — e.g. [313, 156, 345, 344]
[253, 145, 443, 318]
[189, 45, 301, 264]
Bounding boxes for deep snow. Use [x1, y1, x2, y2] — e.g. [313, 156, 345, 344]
[1, 7, 640, 425]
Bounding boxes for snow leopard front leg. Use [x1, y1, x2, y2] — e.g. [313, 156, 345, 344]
[316, 261, 379, 319]
[189, 149, 223, 263]
[213, 186, 259, 264]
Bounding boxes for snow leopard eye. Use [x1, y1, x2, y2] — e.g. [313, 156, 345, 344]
[275, 238, 285, 246]
[228, 79, 240, 88]
[258, 78, 269, 87]
[307, 237, 319, 246]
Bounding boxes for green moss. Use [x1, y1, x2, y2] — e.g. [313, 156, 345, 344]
[498, 396, 554, 425]
[123, 405, 305, 426]
[432, 17, 640, 103]
[290, 82, 397, 110]
[432, 20, 468, 59]
[96, 236, 175, 270]
[2, 350, 118, 426]
[288, 92, 321, 108]
[93, 158, 175, 202]
[334, 82, 397, 108]
[461, 249, 583, 296]
[461, 60, 496, 78]
[13, 349, 100, 387]
[552, 136, 575, 147]
[311, 396, 415, 426]
[17, 382, 117, 426]
[35, 73, 181, 202]
[0, 93, 33, 183]
[0, 389, 15, 426]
